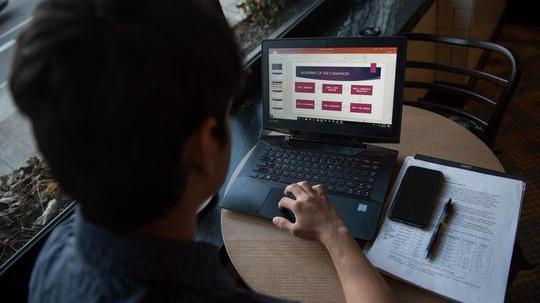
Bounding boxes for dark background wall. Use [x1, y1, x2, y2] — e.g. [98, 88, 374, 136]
[505, 1, 540, 25]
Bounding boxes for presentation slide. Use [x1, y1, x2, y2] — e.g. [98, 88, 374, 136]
[268, 47, 397, 126]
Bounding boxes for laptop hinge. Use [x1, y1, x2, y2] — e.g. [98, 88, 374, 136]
[287, 131, 368, 149]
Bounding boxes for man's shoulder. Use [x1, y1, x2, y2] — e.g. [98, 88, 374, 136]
[29, 213, 93, 302]
[32, 213, 77, 275]
[28, 212, 298, 303]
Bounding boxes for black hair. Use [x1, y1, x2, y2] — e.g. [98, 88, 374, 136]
[9, 0, 243, 229]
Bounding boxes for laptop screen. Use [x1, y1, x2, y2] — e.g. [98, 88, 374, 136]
[262, 38, 406, 143]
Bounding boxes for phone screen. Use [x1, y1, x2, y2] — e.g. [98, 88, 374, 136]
[389, 166, 444, 228]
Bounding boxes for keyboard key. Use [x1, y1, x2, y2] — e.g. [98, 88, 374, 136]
[250, 171, 258, 178]
[336, 186, 347, 193]
[279, 177, 296, 184]
[358, 176, 367, 182]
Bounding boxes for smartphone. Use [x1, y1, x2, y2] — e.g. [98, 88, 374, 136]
[389, 166, 444, 228]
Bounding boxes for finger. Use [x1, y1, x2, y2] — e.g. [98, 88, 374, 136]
[297, 181, 315, 194]
[272, 216, 294, 233]
[312, 184, 327, 196]
[278, 197, 297, 212]
[284, 183, 306, 198]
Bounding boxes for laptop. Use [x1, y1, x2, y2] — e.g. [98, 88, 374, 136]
[221, 37, 407, 241]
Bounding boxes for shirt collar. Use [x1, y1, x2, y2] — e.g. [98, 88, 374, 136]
[74, 209, 234, 290]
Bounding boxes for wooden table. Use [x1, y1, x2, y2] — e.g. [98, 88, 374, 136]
[221, 106, 504, 302]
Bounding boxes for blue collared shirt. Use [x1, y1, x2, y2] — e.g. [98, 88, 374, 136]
[29, 210, 294, 302]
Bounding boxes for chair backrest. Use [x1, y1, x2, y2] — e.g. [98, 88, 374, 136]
[402, 32, 520, 148]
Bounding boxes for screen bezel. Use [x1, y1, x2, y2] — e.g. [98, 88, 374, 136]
[262, 36, 407, 143]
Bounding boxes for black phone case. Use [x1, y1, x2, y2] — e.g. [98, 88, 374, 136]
[389, 166, 444, 228]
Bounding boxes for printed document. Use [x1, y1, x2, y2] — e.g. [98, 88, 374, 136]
[365, 156, 525, 303]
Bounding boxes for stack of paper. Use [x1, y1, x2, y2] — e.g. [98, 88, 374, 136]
[366, 156, 525, 303]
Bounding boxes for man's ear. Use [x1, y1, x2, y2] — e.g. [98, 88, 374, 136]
[181, 117, 219, 177]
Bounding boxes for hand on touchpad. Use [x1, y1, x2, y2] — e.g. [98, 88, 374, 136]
[280, 207, 296, 223]
[259, 187, 296, 223]
[281, 191, 296, 223]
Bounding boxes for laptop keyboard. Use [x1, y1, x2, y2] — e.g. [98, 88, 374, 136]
[248, 146, 381, 198]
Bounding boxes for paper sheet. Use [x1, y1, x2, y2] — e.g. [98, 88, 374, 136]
[365, 156, 525, 303]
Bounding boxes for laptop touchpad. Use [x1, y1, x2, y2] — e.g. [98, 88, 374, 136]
[259, 187, 293, 221]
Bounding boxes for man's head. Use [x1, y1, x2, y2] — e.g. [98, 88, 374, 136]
[9, 0, 243, 230]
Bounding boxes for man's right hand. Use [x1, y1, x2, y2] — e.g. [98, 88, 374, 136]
[272, 181, 398, 303]
[272, 181, 350, 247]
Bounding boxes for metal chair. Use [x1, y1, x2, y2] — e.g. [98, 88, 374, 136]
[403, 33, 520, 149]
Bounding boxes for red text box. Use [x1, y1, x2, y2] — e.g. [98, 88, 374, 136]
[295, 82, 315, 93]
[370, 63, 377, 74]
[351, 85, 373, 95]
[322, 101, 342, 111]
[296, 99, 315, 109]
[350, 103, 372, 113]
[322, 84, 343, 94]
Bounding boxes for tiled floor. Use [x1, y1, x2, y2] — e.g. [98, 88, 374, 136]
[483, 24, 540, 302]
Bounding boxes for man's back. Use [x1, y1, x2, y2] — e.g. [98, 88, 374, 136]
[29, 211, 292, 303]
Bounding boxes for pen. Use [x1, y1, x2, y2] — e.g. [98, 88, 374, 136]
[425, 198, 453, 259]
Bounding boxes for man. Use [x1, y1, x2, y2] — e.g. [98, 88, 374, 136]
[9, 0, 396, 302]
